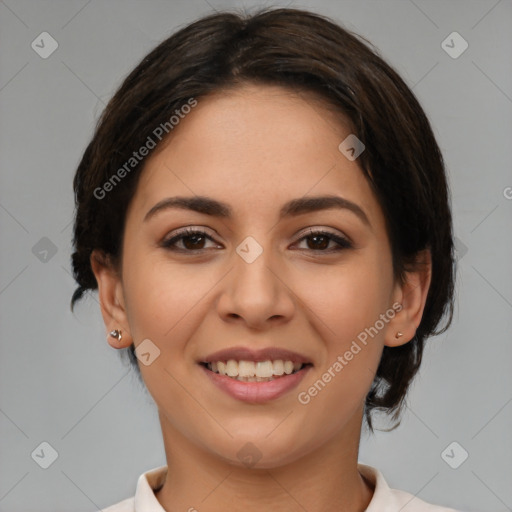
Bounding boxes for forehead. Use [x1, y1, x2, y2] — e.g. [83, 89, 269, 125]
[128, 84, 384, 230]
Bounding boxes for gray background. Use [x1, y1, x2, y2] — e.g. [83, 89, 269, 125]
[0, 0, 511, 511]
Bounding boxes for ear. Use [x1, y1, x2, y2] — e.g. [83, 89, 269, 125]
[90, 249, 132, 349]
[385, 248, 432, 347]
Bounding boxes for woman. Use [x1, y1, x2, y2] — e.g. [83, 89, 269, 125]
[70, 7, 459, 511]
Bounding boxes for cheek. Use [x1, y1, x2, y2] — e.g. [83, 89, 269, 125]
[290, 250, 392, 409]
[294, 255, 392, 342]
[294, 263, 389, 429]
[122, 249, 221, 347]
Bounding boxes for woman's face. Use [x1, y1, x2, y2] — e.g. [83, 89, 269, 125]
[95, 84, 417, 468]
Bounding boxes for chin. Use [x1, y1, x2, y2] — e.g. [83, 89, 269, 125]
[207, 432, 311, 470]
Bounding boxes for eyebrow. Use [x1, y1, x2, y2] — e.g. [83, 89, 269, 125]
[143, 194, 371, 227]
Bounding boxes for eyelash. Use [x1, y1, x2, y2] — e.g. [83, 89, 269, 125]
[160, 227, 353, 254]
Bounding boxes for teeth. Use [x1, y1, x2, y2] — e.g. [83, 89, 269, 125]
[238, 360, 255, 377]
[273, 360, 284, 375]
[255, 361, 273, 378]
[206, 359, 305, 379]
[226, 360, 238, 377]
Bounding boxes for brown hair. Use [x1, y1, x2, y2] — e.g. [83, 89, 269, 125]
[70, 7, 456, 433]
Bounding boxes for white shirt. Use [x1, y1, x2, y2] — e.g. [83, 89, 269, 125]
[100, 463, 461, 511]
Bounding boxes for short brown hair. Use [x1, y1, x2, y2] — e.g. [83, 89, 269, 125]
[70, 7, 456, 433]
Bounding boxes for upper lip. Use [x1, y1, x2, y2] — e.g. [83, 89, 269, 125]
[200, 346, 312, 365]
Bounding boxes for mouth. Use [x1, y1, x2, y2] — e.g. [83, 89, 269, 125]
[197, 346, 313, 403]
[199, 360, 313, 382]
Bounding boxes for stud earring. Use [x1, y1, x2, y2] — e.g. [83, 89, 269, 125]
[109, 329, 122, 342]
[395, 331, 403, 339]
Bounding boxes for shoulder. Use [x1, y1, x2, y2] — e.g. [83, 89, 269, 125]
[387, 487, 462, 511]
[95, 465, 167, 512]
[358, 463, 462, 512]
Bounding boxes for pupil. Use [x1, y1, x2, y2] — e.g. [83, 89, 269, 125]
[184, 235, 204, 250]
[309, 235, 328, 250]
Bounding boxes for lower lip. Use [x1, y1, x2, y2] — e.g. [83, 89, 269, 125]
[199, 364, 312, 403]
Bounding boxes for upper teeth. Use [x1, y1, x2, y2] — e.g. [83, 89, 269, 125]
[207, 360, 303, 378]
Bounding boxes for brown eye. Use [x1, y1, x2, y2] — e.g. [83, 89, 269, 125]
[181, 233, 207, 250]
[295, 230, 352, 252]
[161, 228, 218, 252]
[305, 233, 330, 250]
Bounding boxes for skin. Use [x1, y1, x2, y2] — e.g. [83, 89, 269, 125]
[91, 83, 431, 512]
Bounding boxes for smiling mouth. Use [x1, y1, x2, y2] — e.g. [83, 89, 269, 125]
[200, 360, 313, 382]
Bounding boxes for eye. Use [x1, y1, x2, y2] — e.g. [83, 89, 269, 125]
[160, 227, 220, 252]
[293, 229, 352, 253]
[160, 227, 353, 254]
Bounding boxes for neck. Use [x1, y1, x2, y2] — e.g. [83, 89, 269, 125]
[154, 407, 375, 512]
[155, 412, 373, 512]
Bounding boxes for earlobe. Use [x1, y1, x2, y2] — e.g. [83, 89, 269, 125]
[385, 249, 432, 348]
[90, 249, 132, 348]
[385, 323, 410, 348]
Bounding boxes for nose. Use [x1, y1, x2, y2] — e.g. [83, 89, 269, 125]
[216, 244, 296, 330]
